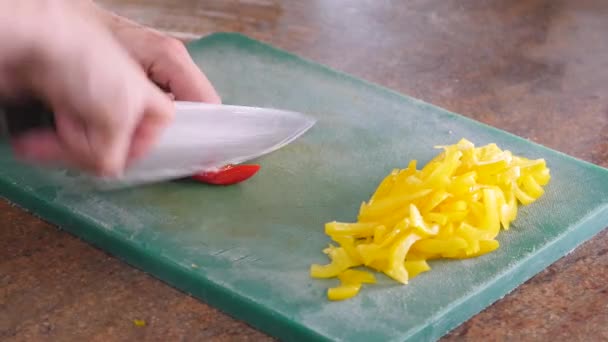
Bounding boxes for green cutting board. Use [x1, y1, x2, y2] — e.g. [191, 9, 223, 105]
[1, 33, 607, 342]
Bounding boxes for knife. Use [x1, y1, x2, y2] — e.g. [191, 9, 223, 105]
[0, 99, 316, 189]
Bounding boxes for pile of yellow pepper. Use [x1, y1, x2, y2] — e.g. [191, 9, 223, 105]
[310, 138, 551, 301]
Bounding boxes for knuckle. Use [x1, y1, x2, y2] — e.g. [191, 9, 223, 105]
[92, 155, 121, 177]
[159, 37, 189, 60]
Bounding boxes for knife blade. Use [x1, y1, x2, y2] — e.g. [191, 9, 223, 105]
[0, 99, 316, 189]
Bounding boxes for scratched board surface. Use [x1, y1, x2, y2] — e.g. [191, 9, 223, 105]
[1, 33, 607, 342]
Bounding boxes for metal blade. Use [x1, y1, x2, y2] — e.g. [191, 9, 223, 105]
[90, 102, 316, 189]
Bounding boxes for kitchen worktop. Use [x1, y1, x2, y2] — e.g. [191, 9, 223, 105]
[2, 1, 607, 341]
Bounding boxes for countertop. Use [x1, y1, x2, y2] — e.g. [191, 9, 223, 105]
[2, 0, 607, 340]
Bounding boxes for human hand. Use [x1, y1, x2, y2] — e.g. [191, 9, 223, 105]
[1, 1, 219, 176]
[94, 4, 221, 103]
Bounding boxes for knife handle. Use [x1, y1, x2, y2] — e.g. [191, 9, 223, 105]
[0, 98, 56, 138]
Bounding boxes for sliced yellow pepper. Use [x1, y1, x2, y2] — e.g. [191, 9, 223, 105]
[358, 189, 432, 221]
[409, 204, 440, 236]
[356, 243, 384, 265]
[328, 284, 361, 301]
[521, 174, 545, 198]
[412, 237, 468, 255]
[369, 169, 399, 202]
[481, 188, 500, 239]
[385, 233, 421, 284]
[404, 260, 431, 279]
[328, 269, 377, 301]
[325, 222, 377, 238]
[373, 225, 388, 244]
[514, 184, 536, 205]
[420, 190, 451, 213]
[372, 206, 410, 228]
[310, 246, 359, 278]
[330, 236, 362, 264]
[533, 168, 551, 186]
[427, 212, 449, 226]
[311, 138, 550, 300]
[338, 269, 377, 285]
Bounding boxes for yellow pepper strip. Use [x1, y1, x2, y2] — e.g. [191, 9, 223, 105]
[465, 240, 481, 255]
[496, 166, 520, 186]
[448, 171, 477, 195]
[392, 174, 424, 194]
[457, 222, 492, 240]
[377, 225, 405, 248]
[368, 259, 389, 271]
[328, 269, 378, 301]
[457, 239, 500, 258]
[369, 169, 399, 202]
[133, 319, 146, 327]
[338, 269, 377, 285]
[492, 187, 508, 229]
[409, 204, 440, 236]
[521, 174, 545, 198]
[436, 222, 455, 239]
[405, 250, 429, 261]
[404, 260, 431, 279]
[478, 239, 500, 254]
[442, 211, 469, 222]
[501, 189, 517, 230]
[359, 189, 432, 221]
[440, 200, 468, 212]
[325, 222, 377, 238]
[385, 233, 421, 284]
[533, 168, 551, 186]
[373, 225, 388, 244]
[424, 150, 463, 188]
[426, 212, 449, 226]
[412, 237, 468, 255]
[310, 247, 359, 278]
[456, 223, 481, 248]
[515, 157, 546, 172]
[468, 190, 482, 202]
[406, 159, 417, 173]
[420, 159, 442, 180]
[475, 158, 509, 178]
[356, 244, 384, 265]
[481, 188, 500, 239]
[328, 284, 361, 301]
[372, 206, 410, 227]
[392, 165, 418, 190]
[514, 184, 536, 205]
[311, 138, 550, 300]
[331, 236, 362, 264]
[468, 200, 485, 226]
[420, 190, 451, 213]
[477, 143, 502, 160]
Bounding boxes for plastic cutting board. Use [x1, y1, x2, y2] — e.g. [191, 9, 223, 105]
[1, 33, 607, 342]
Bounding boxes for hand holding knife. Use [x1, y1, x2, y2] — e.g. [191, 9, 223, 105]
[0, 100, 316, 189]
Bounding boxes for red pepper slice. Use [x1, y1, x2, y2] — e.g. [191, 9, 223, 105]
[191, 164, 261, 185]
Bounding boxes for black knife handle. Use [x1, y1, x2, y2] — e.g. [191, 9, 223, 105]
[0, 99, 56, 137]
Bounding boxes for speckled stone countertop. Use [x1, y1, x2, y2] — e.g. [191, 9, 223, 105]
[2, 0, 607, 340]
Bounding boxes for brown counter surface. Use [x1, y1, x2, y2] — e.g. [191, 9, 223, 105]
[2, 1, 607, 341]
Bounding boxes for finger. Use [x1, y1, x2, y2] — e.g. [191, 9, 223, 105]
[55, 110, 131, 177]
[11, 129, 66, 164]
[10, 129, 87, 173]
[127, 87, 174, 164]
[53, 112, 101, 173]
[147, 43, 221, 104]
[84, 115, 133, 177]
